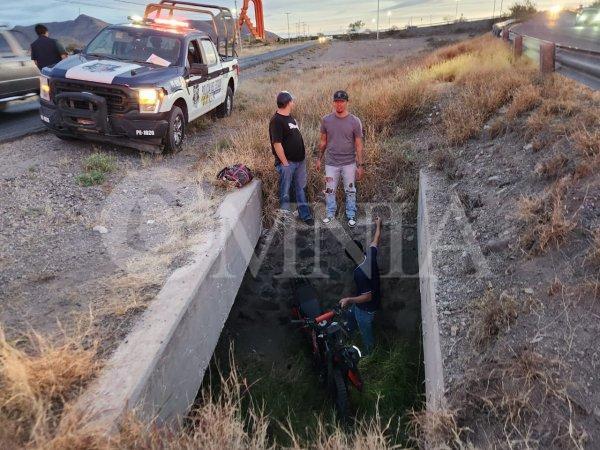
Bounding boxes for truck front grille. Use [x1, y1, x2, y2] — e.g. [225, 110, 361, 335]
[52, 80, 137, 114]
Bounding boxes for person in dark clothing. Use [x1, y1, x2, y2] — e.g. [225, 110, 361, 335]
[339, 217, 382, 354]
[31, 24, 67, 70]
[269, 91, 313, 225]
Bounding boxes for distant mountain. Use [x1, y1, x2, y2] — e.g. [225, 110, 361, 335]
[13, 14, 279, 51]
[12, 15, 108, 50]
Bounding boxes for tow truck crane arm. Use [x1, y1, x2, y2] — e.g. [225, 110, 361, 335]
[238, 0, 265, 41]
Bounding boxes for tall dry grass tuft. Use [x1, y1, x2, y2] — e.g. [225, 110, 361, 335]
[407, 408, 468, 449]
[506, 83, 542, 120]
[517, 176, 576, 253]
[0, 327, 100, 447]
[458, 348, 586, 448]
[469, 289, 519, 350]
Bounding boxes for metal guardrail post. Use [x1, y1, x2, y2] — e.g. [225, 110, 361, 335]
[514, 35, 523, 58]
[540, 42, 556, 74]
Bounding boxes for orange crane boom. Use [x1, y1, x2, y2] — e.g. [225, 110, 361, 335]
[238, 0, 265, 41]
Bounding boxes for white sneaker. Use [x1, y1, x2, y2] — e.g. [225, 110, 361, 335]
[348, 218, 357, 228]
[322, 216, 333, 224]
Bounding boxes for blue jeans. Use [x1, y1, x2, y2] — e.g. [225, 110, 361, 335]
[276, 160, 312, 221]
[346, 304, 375, 354]
[325, 163, 357, 219]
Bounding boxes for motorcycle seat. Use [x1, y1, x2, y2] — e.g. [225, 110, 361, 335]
[294, 283, 323, 319]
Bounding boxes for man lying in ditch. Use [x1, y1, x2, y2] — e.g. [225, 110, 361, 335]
[339, 217, 382, 355]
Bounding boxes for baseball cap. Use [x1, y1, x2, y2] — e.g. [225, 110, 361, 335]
[277, 91, 294, 107]
[333, 90, 349, 101]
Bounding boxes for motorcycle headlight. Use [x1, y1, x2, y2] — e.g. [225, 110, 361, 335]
[40, 76, 51, 102]
[137, 88, 163, 113]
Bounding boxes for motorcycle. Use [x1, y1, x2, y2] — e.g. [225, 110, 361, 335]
[291, 279, 363, 420]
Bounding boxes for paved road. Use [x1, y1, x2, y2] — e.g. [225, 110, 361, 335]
[511, 13, 600, 53]
[0, 42, 316, 144]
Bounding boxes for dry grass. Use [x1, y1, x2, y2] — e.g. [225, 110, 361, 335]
[457, 348, 586, 448]
[469, 289, 519, 350]
[517, 176, 576, 253]
[407, 408, 468, 449]
[506, 83, 542, 120]
[586, 228, 600, 267]
[0, 327, 100, 448]
[534, 153, 569, 179]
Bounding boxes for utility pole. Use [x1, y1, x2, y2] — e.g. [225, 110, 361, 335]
[376, 0, 380, 39]
[455, 0, 459, 21]
[285, 12, 291, 44]
[499, 0, 504, 17]
[492, 0, 496, 19]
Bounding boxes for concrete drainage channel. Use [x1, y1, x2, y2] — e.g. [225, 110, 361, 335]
[200, 207, 424, 443]
[66, 172, 449, 442]
[67, 180, 263, 429]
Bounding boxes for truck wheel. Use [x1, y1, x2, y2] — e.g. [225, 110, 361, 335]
[216, 86, 234, 118]
[164, 106, 185, 153]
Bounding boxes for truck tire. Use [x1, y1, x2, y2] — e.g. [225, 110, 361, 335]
[164, 106, 185, 153]
[216, 86, 233, 118]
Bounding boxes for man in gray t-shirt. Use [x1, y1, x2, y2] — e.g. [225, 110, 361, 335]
[316, 90, 364, 227]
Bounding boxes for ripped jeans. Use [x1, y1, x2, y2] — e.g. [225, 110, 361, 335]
[325, 163, 357, 219]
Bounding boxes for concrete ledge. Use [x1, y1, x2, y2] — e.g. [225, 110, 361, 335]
[71, 180, 262, 430]
[418, 170, 446, 411]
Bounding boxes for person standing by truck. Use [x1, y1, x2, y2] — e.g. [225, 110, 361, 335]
[30, 24, 67, 70]
[269, 91, 314, 226]
[316, 90, 365, 228]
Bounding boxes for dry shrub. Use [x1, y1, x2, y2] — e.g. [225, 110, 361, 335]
[442, 63, 535, 145]
[506, 84, 541, 120]
[517, 176, 575, 253]
[469, 290, 519, 350]
[488, 117, 508, 139]
[0, 327, 100, 447]
[457, 348, 586, 448]
[407, 408, 468, 449]
[572, 125, 600, 158]
[587, 228, 600, 267]
[534, 153, 569, 179]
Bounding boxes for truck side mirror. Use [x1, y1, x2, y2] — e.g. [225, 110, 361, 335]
[190, 63, 209, 76]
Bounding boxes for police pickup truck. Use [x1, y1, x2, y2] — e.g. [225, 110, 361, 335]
[39, 1, 239, 152]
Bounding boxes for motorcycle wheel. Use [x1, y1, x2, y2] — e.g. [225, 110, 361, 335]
[332, 368, 350, 421]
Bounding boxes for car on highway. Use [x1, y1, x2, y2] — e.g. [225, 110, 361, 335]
[39, 1, 239, 153]
[0, 25, 40, 111]
[575, 7, 600, 27]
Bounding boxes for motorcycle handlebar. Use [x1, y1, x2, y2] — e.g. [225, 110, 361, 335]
[314, 310, 335, 323]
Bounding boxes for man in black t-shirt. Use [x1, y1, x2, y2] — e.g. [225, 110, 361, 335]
[269, 91, 313, 225]
[31, 24, 67, 70]
[339, 217, 382, 354]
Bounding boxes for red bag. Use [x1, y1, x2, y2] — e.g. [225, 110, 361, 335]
[216, 164, 254, 188]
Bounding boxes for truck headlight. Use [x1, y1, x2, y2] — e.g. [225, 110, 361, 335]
[137, 88, 163, 113]
[40, 76, 51, 102]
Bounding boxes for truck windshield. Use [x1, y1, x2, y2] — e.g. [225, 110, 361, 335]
[86, 28, 181, 67]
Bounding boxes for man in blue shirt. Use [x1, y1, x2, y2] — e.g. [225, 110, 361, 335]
[339, 217, 382, 354]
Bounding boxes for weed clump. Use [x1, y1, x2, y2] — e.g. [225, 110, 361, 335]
[469, 289, 518, 350]
[76, 152, 117, 186]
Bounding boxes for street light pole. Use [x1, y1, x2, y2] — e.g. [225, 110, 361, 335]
[285, 12, 291, 44]
[376, 0, 380, 40]
[455, 0, 459, 21]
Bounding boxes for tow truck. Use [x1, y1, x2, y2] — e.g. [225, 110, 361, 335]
[39, 1, 239, 153]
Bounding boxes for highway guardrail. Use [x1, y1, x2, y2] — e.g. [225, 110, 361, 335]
[498, 28, 600, 90]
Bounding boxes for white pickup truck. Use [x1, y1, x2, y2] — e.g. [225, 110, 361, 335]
[39, 1, 239, 153]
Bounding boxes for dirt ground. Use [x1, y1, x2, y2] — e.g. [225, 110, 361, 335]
[0, 36, 444, 355]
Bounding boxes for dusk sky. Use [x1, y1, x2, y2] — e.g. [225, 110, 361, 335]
[2, 0, 587, 35]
